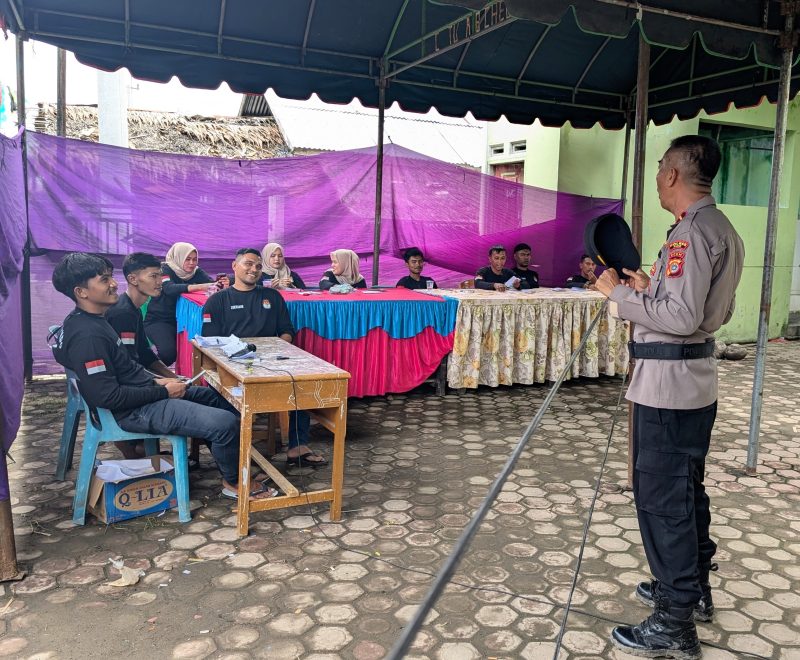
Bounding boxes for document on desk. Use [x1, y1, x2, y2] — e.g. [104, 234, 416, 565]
[193, 334, 241, 347]
[505, 276, 520, 288]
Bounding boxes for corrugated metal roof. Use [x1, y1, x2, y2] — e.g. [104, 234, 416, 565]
[262, 91, 486, 168]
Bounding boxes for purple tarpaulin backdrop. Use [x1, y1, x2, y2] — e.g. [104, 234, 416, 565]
[24, 133, 620, 374]
[0, 129, 27, 501]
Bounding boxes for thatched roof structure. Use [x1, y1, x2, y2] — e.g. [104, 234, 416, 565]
[34, 103, 289, 159]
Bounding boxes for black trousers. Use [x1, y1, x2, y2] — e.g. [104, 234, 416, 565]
[632, 401, 718, 608]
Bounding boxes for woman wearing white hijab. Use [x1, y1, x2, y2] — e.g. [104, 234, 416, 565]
[319, 249, 367, 290]
[260, 243, 306, 289]
[144, 242, 222, 365]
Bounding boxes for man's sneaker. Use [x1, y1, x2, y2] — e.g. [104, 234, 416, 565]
[612, 595, 702, 660]
[635, 575, 714, 623]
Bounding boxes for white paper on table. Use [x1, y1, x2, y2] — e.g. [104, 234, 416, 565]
[193, 334, 242, 348]
[95, 458, 174, 483]
[504, 276, 521, 288]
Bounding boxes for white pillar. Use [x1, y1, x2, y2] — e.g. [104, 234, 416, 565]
[97, 69, 128, 147]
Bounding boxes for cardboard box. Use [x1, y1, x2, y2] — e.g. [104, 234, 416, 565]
[87, 455, 178, 524]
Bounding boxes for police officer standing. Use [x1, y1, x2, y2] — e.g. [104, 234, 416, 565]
[595, 135, 744, 659]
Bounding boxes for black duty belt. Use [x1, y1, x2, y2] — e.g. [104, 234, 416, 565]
[628, 340, 715, 360]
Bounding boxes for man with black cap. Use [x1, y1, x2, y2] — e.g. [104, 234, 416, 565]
[595, 135, 744, 660]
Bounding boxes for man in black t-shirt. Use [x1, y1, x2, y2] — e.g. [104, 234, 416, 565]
[474, 245, 521, 291]
[565, 254, 598, 289]
[511, 242, 540, 289]
[106, 252, 175, 378]
[50, 253, 270, 500]
[202, 248, 325, 468]
[396, 247, 437, 290]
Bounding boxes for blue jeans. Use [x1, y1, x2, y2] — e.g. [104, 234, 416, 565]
[117, 386, 240, 484]
[287, 411, 310, 450]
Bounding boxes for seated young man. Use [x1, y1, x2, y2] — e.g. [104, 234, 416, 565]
[565, 254, 598, 289]
[396, 247, 437, 290]
[106, 252, 175, 378]
[202, 248, 326, 468]
[511, 242, 539, 289]
[474, 245, 521, 291]
[51, 253, 273, 499]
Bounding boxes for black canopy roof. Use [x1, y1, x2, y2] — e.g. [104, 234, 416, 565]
[1, 0, 797, 128]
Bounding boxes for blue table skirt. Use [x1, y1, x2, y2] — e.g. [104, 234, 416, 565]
[177, 295, 459, 341]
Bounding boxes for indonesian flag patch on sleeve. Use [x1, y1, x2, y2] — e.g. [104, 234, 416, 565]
[202, 313, 211, 323]
[262, 299, 271, 310]
[162, 275, 170, 283]
[85, 359, 107, 375]
[120, 332, 136, 345]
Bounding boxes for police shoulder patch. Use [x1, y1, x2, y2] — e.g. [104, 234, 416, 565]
[668, 239, 689, 251]
[667, 257, 685, 278]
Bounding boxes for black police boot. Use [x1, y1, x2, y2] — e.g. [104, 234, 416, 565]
[611, 595, 702, 659]
[635, 563, 716, 622]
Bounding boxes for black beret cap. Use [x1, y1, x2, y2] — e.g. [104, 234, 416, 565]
[583, 213, 641, 279]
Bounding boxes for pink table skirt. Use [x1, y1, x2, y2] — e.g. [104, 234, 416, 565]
[175, 325, 455, 398]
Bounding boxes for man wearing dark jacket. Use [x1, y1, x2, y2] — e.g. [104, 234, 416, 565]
[105, 252, 175, 378]
[51, 252, 268, 499]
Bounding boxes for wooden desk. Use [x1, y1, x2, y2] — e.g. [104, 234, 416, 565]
[192, 337, 350, 537]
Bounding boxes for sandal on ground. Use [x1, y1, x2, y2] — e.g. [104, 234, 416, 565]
[221, 483, 280, 500]
[286, 451, 328, 468]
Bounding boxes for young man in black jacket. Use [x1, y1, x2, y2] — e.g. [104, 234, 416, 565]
[51, 252, 270, 499]
[105, 252, 175, 377]
[202, 248, 326, 468]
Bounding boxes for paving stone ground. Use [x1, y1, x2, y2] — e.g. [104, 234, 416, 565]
[2, 343, 800, 659]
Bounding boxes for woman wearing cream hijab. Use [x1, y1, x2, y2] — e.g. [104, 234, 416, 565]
[260, 243, 306, 289]
[144, 242, 223, 365]
[319, 249, 367, 290]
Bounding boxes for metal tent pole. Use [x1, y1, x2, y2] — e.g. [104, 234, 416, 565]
[746, 10, 795, 473]
[371, 71, 387, 287]
[631, 34, 649, 250]
[17, 35, 33, 383]
[620, 111, 632, 216]
[626, 33, 650, 487]
[56, 48, 67, 137]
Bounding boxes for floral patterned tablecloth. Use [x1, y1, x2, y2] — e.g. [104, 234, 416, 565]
[425, 289, 630, 389]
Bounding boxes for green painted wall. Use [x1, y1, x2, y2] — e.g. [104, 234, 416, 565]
[488, 99, 800, 341]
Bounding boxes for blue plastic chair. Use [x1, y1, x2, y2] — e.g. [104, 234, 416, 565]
[55, 372, 84, 481]
[65, 370, 191, 525]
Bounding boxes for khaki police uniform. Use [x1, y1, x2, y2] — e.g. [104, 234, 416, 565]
[608, 195, 744, 607]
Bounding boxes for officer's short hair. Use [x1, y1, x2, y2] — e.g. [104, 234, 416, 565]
[667, 135, 722, 188]
[488, 245, 506, 257]
[403, 247, 424, 262]
[513, 243, 531, 254]
[123, 252, 161, 278]
[52, 252, 114, 302]
[580, 254, 592, 262]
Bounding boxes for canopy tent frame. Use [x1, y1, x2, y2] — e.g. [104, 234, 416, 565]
[1, 0, 797, 579]
[5, 0, 798, 126]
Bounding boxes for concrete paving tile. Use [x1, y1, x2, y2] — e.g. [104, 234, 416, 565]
[6, 343, 800, 659]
